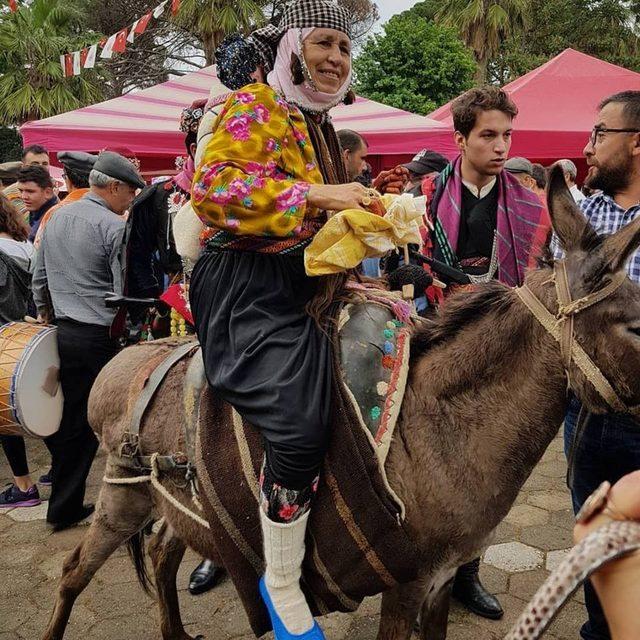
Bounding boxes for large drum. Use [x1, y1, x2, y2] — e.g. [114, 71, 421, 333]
[0, 322, 63, 438]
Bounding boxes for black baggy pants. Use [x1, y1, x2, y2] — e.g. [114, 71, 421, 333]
[45, 320, 119, 524]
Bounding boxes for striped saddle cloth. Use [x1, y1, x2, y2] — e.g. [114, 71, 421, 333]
[194, 303, 421, 637]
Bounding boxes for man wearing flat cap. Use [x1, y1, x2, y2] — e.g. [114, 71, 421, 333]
[34, 151, 98, 250]
[33, 151, 144, 531]
[504, 156, 538, 193]
[0, 161, 22, 190]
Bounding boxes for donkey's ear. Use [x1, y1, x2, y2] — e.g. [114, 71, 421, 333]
[547, 165, 596, 252]
[601, 215, 640, 273]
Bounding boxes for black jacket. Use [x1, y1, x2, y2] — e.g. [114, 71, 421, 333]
[124, 180, 184, 297]
[0, 251, 32, 323]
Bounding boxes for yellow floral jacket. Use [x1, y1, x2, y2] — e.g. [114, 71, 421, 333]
[192, 83, 325, 239]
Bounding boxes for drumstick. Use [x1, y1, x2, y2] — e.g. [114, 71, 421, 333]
[402, 245, 414, 300]
[400, 246, 446, 291]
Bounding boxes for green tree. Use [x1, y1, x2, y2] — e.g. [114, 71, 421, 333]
[354, 14, 475, 115]
[0, 0, 103, 125]
[173, 0, 266, 66]
[0, 126, 22, 161]
[496, 0, 640, 82]
[433, 0, 529, 84]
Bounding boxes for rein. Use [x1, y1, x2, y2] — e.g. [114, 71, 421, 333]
[514, 260, 629, 413]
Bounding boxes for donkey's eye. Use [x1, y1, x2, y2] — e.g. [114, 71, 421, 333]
[627, 326, 640, 338]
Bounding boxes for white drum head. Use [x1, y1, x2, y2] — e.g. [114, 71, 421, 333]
[14, 327, 63, 437]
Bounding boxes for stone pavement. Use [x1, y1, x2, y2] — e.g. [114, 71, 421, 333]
[0, 431, 585, 640]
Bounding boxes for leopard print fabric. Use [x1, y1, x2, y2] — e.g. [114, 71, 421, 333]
[505, 520, 640, 639]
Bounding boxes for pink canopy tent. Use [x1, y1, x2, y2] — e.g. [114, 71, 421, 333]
[20, 66, 456, 177]
[429, 49, 640, 177]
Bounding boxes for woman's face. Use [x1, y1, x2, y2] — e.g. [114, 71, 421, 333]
[302, 28, 351, 93]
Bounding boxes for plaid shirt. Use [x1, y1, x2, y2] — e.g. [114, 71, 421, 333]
[552, 193, 640, 282]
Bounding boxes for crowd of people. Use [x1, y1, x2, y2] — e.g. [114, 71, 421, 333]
[0, 0, 640, 638]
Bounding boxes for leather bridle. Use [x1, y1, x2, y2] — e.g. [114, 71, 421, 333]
[514, 260, 630, 413]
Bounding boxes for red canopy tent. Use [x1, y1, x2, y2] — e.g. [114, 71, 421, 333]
[428, 49, 640, 177]
[20, 66, 456, 177]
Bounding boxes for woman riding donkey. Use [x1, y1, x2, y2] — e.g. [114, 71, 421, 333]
[189, 2, 375, 638]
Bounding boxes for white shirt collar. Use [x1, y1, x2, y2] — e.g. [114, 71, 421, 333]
[462, 177, 497, 199]
[569, 184, 585, 202]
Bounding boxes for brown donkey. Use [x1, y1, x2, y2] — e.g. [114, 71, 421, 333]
[43, 168, 640, 640]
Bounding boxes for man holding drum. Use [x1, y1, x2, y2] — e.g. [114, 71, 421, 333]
[33, 151, 145, 530]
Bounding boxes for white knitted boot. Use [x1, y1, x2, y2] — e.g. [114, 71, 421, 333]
[260, 509, 314, 635]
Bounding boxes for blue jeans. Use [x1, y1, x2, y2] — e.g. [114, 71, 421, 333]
[361, 257, 380, 278]
[564, 396, 640, 640]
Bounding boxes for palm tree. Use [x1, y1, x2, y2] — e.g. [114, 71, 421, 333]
[174, 0, 266, 66]
[435, 0, 529, 84]
[0, 0, 104, 125]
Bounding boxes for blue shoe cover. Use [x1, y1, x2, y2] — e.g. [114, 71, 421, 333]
[259, 576, 326, 640]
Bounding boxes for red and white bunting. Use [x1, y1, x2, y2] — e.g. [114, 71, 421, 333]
[135, 12, 152, 34]
[127, 21, 138, 43]
[60, 1, 175, 75]
[100, 33, 118, 59]
[64, 54, 74, 78]
[60, 54, 66, 77]
[84, 44, 97, 69]
[73, 50, 82, 75]
[113, 28, 128, 54]
[153, 0, 168, 19]
[129, 11, 152, 42]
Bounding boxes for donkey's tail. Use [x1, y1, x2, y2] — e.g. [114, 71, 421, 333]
[126, 527, 155, 596]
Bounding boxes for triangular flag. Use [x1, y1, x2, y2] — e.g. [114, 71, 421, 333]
[100, 33, 117, 59]
[60, 54, 67, 77]
[134, 12, 152, 34]
[171, 0, 181, 15]
[64, 53, 74, 78]
[153, 0, 168, 19]
[73, 50, 82, 75]
[80, 48, 88, 67]
[127, 20, 138, 43]
[113, 28, 128, 53]
[9, 0, 17, 12]
[84, 44, 97, 68]
[127, 23, 137, 43]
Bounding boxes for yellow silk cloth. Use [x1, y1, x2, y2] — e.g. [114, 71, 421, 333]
[304, 193, 426, 276]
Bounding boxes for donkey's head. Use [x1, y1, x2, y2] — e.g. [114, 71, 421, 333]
[546, 164, 640, 416]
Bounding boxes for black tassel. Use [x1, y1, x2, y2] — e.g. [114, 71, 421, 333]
[291, 55, 305, 85]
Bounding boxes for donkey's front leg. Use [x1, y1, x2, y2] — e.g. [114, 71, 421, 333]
[377, 579, 427, 640]
[419, 569, 455, 640]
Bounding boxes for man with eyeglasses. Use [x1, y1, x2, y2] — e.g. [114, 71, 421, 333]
[560, 90, 640, 640]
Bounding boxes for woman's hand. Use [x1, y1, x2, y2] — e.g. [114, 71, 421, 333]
[573, 471, 640, 640]
[307, 182, 371, 212]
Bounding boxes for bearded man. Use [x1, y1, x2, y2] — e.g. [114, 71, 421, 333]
[558, 90, 640, 640]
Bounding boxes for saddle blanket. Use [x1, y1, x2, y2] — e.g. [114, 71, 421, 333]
[194, 303, 420, 637]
